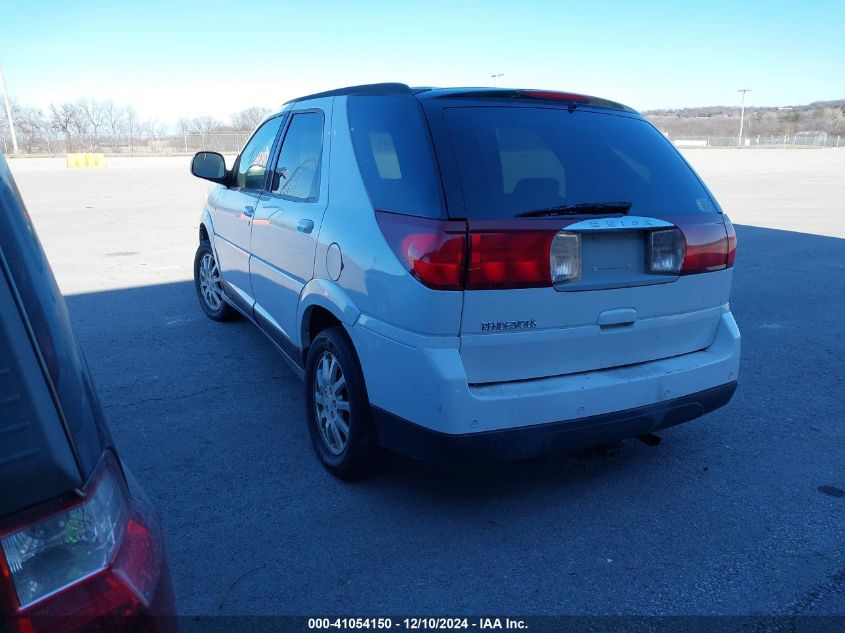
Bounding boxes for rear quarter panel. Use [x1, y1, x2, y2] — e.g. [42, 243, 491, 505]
[315, 96, 463, 337]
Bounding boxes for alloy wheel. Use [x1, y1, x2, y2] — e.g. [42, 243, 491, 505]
[199, 252, 223, 311]
[313, 351, 350, 455]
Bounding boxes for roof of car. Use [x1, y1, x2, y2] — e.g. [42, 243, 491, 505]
[285, 83, 636, 112]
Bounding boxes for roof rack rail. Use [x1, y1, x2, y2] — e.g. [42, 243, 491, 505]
[284, 82, 412, 104]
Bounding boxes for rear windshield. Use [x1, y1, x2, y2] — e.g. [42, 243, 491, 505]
[443, 106, 718, 219]
[348, 95, 444, 218]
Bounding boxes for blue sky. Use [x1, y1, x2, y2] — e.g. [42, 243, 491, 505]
[2, 0, 843, 123]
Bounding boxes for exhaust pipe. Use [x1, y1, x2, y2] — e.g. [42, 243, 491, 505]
[637, 433, 662, 447]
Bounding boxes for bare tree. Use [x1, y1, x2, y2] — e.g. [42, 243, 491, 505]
[125, 106, 137, 154]
[176, 118, 191, 152]
[0, 101, 9, 153]
[102, 101, 125, 151]
[14, 105, 47, 153]
[825, 107, 845, 137]
[230, 106, 271, 132]
[143, 118, 168, 150]
[780, 112, 801, 137]
[79, 99, 106, 149]
[188, 115, 222, 150]
[50, 102, 86, 151]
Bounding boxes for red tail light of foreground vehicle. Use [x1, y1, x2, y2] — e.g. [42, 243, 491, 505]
[377, 211, 737, 291]
[0, 451, 175, 633]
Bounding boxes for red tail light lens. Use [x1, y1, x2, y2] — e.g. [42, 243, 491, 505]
[376, 211, 466, 290]
[680, 221, 733, 274]
[376, 212, 738, 289]
[376, 212, 566, 291]
[0, 452, 175, 632]
[467, 229, 558, 289]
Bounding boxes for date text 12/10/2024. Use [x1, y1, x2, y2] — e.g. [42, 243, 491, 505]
[308, 618, 528, 630]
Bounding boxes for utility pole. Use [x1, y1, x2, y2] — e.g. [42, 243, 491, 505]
[737, 88, 751, 148]
[0, 64, 19, 154]
[491, 73, 504, 87]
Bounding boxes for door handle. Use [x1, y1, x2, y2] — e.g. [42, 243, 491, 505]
[243, 205, 255, 217]
[296, 219, 314, 234]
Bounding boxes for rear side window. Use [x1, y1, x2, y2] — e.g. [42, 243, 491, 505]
[272, 111, 324, 202]
[443, 106, 718, 219]
[348, 95, 444, 218]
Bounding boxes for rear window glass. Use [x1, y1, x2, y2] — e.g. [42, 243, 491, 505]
[348, 95, 444, 218]
[443, 106, 718, 219]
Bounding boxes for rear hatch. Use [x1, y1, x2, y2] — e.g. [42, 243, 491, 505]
[423, 94, 735, 384]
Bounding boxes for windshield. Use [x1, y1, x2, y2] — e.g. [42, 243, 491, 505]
[442, 106, 718, 219]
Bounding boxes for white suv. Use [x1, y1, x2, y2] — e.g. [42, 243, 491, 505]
[191, 83, 740, 478]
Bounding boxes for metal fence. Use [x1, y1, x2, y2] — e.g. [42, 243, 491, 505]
[670, 134, 843, 149]
[0, 132, 251, 156]
[3, 130, 844, 156]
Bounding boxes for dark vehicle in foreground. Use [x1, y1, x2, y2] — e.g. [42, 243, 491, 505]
[0, 157, 176, 631]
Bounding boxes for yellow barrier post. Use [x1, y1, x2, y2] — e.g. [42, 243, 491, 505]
[66, 153, 106, 168]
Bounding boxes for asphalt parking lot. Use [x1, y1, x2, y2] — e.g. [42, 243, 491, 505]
[7, 149, 845, 616]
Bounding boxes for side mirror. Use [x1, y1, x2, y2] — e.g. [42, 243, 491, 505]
[191, 152, 228, 184]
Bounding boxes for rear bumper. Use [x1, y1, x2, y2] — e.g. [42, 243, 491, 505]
[350, 310, 741, 440]
[373, 381, 736, 462]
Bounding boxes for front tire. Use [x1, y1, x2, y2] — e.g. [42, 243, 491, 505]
[305, 327, 382, 479]
[194, 241, 238, 321]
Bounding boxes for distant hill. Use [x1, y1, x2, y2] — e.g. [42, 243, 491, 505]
[644, 99, 845, 138]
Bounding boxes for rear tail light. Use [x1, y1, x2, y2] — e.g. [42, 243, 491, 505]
[377, 211, 566, 291]
[0, 451, 174, 632]
[467, 229, 559, 290]
[550, 232, 581, 284]
[2, 461, 127, 609]
[376, 211, 737, 291]
[679, 221, 734, 274]
[375, 211, 465, 290]
[649, 228, 685, 274]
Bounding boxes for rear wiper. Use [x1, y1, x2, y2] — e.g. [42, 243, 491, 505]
[515, 201, 632, 218]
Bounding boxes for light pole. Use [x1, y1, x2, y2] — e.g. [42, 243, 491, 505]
[0, 64, 19, 154]
[737, 88, 751, 148]
[491, 73, 504, 87]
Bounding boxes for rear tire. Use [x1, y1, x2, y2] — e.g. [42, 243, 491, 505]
[194, 241, 238, 321]
[305, 327, 383, 479]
